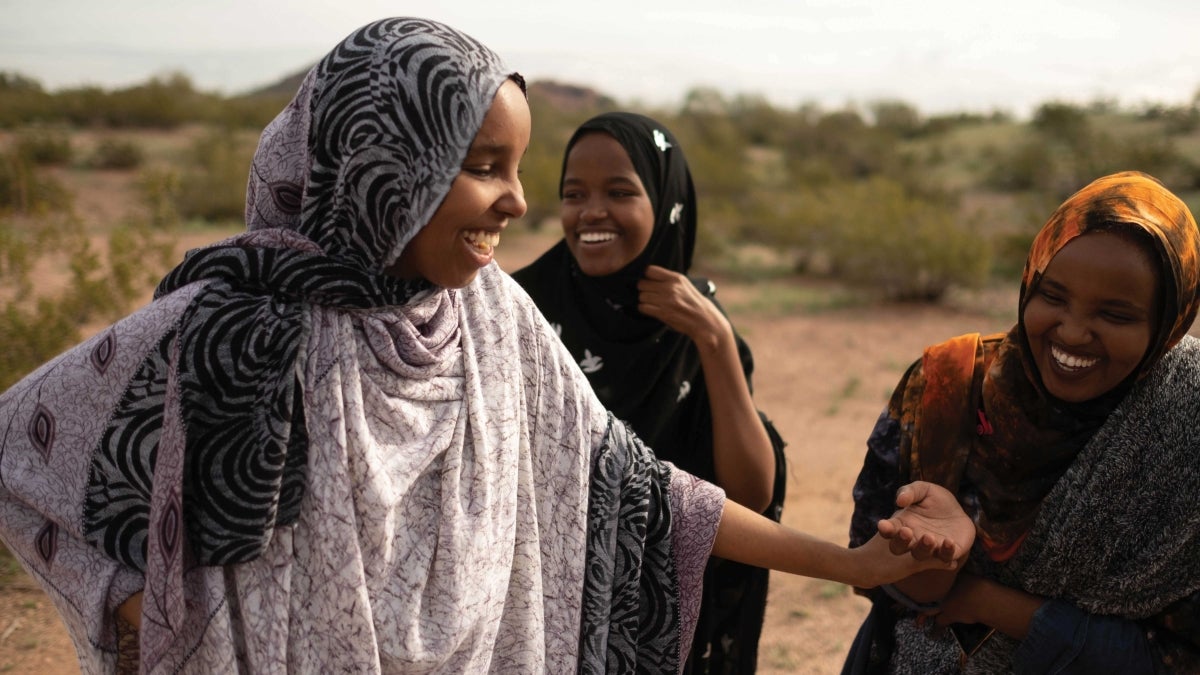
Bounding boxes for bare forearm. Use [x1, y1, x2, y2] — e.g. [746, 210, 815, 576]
[713, 499, 858, 581]
[893, 569, 960, 604]
[961, 576, 1043, 640]
[711, 499, 942, 589]
[695, 329, 775, 512]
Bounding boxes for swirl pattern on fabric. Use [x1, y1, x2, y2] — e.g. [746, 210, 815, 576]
[81, 16, 498, 570]
[579, 414, 680, 675]
[296, 17, 509, 274]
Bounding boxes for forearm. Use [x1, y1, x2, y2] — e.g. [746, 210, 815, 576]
[956, 575, 1043, 640]
[891, 569, 960, 604]
[711, 499, 932, 588]
[694, 329, 775, 512]
[713, 499, 856, 581]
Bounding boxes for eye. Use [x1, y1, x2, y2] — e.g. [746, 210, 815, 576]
[609, 189, 636, 199]
[1036, 287, 1065, 305]
[1100, 310, 1138, 324]
[463, 165, 493, 178]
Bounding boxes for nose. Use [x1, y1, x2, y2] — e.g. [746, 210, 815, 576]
[1055, 311, 1092, 346]
[579, 197, 606, 223]
[498, 177, 527, 219]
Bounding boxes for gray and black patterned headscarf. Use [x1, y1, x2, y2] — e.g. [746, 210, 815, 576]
[246, 17, 514, 273]
[84, 18, 519, 568]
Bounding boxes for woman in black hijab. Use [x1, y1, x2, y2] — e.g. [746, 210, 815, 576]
[513, 112, 787, 674]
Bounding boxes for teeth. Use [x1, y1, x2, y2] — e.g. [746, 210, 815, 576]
[579, 231, 616, 244]
[463, 230, 499, 252]
[1051, 345, 1099, 370]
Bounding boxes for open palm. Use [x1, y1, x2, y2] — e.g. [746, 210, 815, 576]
[877, 481, 976, 563]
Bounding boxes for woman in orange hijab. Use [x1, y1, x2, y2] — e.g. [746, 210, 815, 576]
[846, 171, 1200, 673]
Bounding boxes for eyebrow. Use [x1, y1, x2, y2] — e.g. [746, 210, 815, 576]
[1040, 278, 1152, 314]
[465, 141, 528, 159]
[465, 142, 508, 155]
[561, 175, 641, 186]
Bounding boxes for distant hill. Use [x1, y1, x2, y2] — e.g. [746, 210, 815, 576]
[526, 80, 616, 111]
[241, 67, 312, 99]
[241, 69, 615, 113]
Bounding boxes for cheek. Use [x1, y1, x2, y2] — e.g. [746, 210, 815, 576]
[1114, 326, 1154, 364]
[559, 204, 577, 231]
[1021, 301, 1052, 337]
[626, 205, 655, 249]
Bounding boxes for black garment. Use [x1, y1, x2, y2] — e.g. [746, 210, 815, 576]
[513, 111, 787, 673]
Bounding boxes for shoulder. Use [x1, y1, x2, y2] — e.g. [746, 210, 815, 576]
[1133, 335, 1200, 408]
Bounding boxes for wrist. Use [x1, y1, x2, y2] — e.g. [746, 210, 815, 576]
[881, 583, 942, 612]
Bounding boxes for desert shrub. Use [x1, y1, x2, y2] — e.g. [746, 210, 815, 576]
[90, 138, 145, 170]
[15, 127, 73, 166]
[754, 178, 990, 301]
[138, 167, 184, 228]
[0, 71, 55, 127]
[174, 129, 254, 222]
[0, 210, 175, 390]
[0, 149, 71, 213]
[870, 100, 923, 139]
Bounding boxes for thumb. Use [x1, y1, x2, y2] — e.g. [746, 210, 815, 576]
[895, 481, 931, 509]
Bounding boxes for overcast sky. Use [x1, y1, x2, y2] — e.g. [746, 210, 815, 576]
[2, 0, 1197, 117]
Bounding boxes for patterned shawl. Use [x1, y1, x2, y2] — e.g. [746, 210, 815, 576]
[869, 172, 1200, 671]
[0, 18, 723, 674]
[513, 112, 788, 672]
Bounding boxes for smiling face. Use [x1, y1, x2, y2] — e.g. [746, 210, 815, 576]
[387, 79, 530, 287]
[1022, 231, 1161, 402]
[560, 132, 655, 277]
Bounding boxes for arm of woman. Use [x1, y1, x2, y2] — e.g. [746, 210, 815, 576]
[934, 575, 1161, 674]
[637, 265, 775, 511]
[713, 481, 973, 589]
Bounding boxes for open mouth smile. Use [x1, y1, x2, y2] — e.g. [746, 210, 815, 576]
[464, 229, 500, 255]
[578, 231, 617, 244]
[1050, 344, 1099, 371]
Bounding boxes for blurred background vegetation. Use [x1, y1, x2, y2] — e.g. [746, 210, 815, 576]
[1, 67, 1200, 393]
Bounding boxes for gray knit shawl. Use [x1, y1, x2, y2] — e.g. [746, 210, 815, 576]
[899, 335, 1200, 673]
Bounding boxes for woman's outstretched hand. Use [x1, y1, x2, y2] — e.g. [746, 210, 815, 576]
[877, 481, 975, 563]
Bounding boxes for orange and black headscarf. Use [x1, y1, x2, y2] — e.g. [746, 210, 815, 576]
[898, 171, 1200, 559]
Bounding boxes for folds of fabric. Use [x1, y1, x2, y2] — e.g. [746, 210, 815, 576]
[0, 261, 725, 673]
[855, 334, 1200, 672]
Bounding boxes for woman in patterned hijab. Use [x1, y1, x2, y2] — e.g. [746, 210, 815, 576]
[0, 18, 969, 674]
[513, 112, 787, 673]
[847, 171, 1200, 673]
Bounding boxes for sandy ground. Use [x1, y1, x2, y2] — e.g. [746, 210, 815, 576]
[0, 225, 1020, 674]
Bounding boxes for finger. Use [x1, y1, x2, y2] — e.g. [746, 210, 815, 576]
[895, 481, 929, 509]
[909, 535, 937, 561]
[936, 539, 959, 564]
[876, 518, 899, 538]
[642, 264, 677, 280]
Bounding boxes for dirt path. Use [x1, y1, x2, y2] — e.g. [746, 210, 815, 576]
[0, 227, 1018, 673]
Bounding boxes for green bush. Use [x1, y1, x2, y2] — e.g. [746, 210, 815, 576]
[174, 130, 255, 222]
[0, 211, 175, 390]
[753, 178, 990, 301]
[0, 149, 71, 213]
[90, 138, 144, 170]
[15, 127, 73, 166]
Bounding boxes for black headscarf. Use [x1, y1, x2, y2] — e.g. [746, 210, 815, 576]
[514, 113, 788, 673]
[513, 112, 720, 475]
